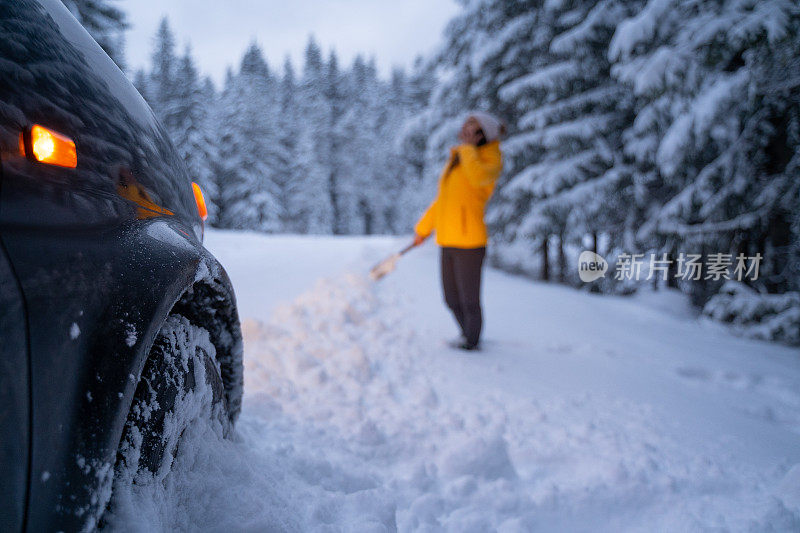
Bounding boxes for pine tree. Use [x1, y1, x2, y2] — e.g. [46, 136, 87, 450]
[610, 0, 800, 300]
[336, 55, 382, 233]
[172, 47, 219, 221]
[132, 68, 149, 102]
[492, 0, 636, 283]
[215, 44, 282, 231]
[274, 57, 302, 231]
[295, 37, 334, 233]
[393, 56, 437, 232]
[148, 18, 179, 133]
[324, 50, 348, 234]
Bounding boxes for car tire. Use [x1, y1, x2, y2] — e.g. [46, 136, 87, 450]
[115, 313, 231, 479]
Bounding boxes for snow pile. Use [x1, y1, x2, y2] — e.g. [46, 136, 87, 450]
[220, 275, 800, 529]
[104, 313, 296, 533]
[703, 281, 800, 345]
[105, 413, 299, 532]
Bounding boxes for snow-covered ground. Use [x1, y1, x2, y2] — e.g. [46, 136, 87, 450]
[112, 229, 800, 532]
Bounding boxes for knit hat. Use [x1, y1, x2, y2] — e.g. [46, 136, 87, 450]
[468, 111, 504, 142]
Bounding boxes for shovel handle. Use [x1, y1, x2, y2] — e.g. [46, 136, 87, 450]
[399, 242, 416, 256]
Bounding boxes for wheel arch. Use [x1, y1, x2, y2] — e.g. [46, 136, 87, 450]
[20, 220, 243, 531]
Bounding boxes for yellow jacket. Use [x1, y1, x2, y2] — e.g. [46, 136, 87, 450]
[414, 140, 502, 248]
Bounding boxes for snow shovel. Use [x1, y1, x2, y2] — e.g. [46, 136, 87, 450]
[369, 242, 416, 281]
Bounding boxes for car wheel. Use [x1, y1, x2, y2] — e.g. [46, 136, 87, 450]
[115, 313, 231, 479]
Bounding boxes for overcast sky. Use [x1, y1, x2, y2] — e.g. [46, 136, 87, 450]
[119, 0, 459, 87]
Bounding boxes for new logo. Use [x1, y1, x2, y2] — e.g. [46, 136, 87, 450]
[578, 251, 608, 282]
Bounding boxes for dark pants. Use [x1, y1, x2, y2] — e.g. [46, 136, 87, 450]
[440, 246, 486, 347]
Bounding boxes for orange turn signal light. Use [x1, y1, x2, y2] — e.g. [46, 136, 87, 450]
[23, 124, 77, 168]
[192, 182, 208, 221]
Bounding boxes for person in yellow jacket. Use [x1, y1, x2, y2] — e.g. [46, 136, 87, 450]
[413, 111, 504, 350]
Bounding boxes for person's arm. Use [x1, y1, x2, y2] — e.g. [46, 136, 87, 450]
[413, 197, 439, 242]
[456, 144, 502, 189]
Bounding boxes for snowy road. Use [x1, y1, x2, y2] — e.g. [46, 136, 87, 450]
[111, 230, 800, 532]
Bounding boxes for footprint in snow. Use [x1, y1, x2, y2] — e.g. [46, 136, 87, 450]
[675, 366, 712, 381]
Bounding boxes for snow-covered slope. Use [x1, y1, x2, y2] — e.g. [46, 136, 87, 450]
[110, 230, 800, 532]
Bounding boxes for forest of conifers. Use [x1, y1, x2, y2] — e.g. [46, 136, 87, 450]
[68, 0, 800, 343]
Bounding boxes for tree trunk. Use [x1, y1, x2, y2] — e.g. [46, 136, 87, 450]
[652, 257, 659, 290]
[667, 248, 678, 288]
[558, 231, 566, 283]
[589, 231, 601, 293]
[768, 210, 791, 292]
[757, 231, 768, 288]
[328, 170, 340, 234]
[541, 237, 549, 282]
[359, 199, 373, 235]
[737, 236, 749, 257]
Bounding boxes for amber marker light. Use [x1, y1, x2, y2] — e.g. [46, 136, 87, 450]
[192, 182, 208, 221]
[27, 124, 77, 168]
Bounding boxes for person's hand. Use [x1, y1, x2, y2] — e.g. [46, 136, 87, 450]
[413, 233, 428, 247]
[458, 117, 485, 146]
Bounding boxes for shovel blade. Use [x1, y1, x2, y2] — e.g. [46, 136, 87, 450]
[369, 253, 400, 281]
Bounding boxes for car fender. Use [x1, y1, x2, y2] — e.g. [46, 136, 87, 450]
[15, 219, 242, 531]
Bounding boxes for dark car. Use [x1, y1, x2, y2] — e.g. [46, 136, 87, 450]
[0, 1, 243, 530]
